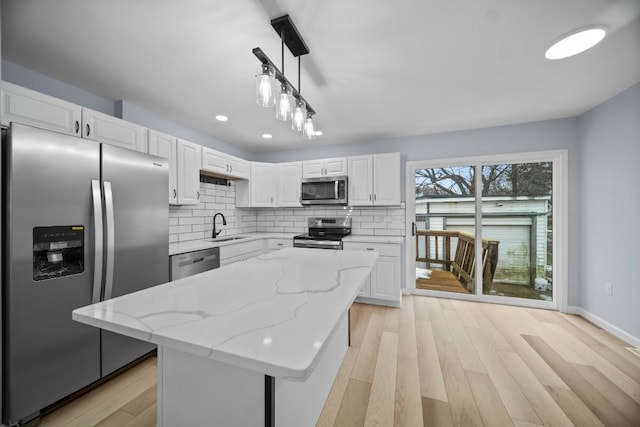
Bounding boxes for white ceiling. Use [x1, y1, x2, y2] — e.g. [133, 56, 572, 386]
[2, 0, 640, 153]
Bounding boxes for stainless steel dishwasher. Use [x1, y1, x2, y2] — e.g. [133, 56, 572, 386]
[170, 247, 220, 280]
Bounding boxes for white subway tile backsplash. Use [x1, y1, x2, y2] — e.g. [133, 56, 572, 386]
[169, 181, 405, 243]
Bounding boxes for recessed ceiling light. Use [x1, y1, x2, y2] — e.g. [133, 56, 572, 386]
[545, 27, 606, 60]
[215, 115, 228, 122]
[314, 131, 323, 137]
[262, 133, 273, 139]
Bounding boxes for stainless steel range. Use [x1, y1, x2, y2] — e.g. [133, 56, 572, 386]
[293, 217, 352, 250]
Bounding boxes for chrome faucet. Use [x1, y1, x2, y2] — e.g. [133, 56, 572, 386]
[212, 212, 227, 238]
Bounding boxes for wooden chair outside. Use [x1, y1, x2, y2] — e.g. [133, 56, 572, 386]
[415, 230, 499, 294]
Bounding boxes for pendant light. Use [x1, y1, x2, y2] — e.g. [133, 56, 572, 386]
[253, 15, 319, 139]
[292, 98, 306, 131]
[276, 83, 293, 121]
[302, 112, 316, 140]
[255, 63, 276, 107]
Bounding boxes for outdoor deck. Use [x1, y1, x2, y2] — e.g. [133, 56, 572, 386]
[415, 229, 499, 294]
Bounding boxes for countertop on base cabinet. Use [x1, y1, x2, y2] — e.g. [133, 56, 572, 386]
[73, 248, 377, 427]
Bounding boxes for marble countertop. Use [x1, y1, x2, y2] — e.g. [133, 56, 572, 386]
[343, 235, 404, 244]
[73, 247, 377, 380]
[169, 233, 297, 255]
[169, 233, 403, 256]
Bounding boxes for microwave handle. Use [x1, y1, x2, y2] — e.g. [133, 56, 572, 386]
[334, 180, 339, 200]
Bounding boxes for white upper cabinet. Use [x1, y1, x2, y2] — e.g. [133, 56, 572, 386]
[1, 81, 82, 136]
[148, 130, 178, 204]
[348, 152, 400, 206]
[227, 154, 250, 180]
[1, 81, 147, 152]
[372, 152, 401, 205]
[202, 147, 249, 180]
[236, 162, 275, 207]
[348, 155, 374, 205]
[302, 157, 347, 178]
[276, 162, 302, 207]
[176, 139, 202, 205]
[82, 108, 147, 152]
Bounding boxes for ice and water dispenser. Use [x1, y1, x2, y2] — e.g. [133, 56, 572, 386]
[33, 226, 85, 281]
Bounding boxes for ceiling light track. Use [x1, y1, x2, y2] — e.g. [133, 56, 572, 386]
[253, 14, 317, 139]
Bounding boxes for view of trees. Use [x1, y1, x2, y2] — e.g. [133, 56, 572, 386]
[415, 162, 552, 198]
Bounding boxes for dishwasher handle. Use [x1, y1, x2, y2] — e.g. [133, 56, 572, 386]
[170, 247, 221, 281]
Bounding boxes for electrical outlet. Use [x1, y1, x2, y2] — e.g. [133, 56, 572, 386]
[606, 282, 613, 296]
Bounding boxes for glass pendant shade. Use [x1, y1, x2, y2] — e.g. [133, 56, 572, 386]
[275, 84, 293, 121]
[291, 99, 306, 131]
[256, 64, 276, 107]
[302, 114, 316, 140]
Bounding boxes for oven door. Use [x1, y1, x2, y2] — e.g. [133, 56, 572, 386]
[300, 176, 348, 205]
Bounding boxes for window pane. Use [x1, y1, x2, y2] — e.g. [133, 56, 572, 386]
[481, 162, 553, 301]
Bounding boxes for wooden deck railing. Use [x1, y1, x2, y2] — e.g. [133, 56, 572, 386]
[416, 230, 499, 294]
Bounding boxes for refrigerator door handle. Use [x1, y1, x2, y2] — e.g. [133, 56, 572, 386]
[91, 180, 104, 303]
[103, 181, 116, 300]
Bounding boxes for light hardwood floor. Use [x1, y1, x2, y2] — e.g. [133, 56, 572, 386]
[40, 296, 640, 426]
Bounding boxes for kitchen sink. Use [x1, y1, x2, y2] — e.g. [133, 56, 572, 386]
[209, 236, 248, 243]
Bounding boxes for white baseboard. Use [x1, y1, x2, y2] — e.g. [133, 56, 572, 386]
[566, 306, 640, 349]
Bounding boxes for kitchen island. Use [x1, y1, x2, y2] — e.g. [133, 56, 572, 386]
[73, 247, 377, 426]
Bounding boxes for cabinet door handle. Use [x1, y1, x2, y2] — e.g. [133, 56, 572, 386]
[374, 194, 377, 201]
[412, 222, 417, 236]
[369, 194, 372, 201]
[75, 120, 80, 134]
[230, 165, 233, 172]
[226, 165, 229, 172]
[197, 191, 200, 200]
[86, 123, 91, 136]
[173, 189, 177, 199]
[366, 248, 375, 251]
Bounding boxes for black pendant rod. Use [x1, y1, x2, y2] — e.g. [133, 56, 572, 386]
[281, 30, 285, 77]
[298, 57, 301, 96]
[253, 47, 315, 115]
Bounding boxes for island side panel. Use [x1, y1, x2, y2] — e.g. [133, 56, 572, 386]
[158, 346, 264, 427]
[275, 311, 349, 426]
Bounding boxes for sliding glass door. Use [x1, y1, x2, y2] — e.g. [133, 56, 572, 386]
[406, 151, 566, 309]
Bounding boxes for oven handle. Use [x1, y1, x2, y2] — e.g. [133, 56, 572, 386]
[294, 240, 343, 250]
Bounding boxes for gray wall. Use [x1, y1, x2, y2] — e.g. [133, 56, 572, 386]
[578, 82, 640, 339]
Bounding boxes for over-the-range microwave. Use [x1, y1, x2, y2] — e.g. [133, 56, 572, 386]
[300, 176, 348, 205]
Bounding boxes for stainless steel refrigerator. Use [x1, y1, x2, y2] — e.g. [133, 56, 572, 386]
[2, 123, 169, 426]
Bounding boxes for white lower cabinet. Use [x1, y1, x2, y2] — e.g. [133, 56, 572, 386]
[265, 238, 293, 252]
[220, 240, 264, 266]
[343, 241, 401, 306]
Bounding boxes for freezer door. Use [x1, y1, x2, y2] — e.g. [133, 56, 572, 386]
[2, 124, 101, 425]
[100, 144, 169, 376]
